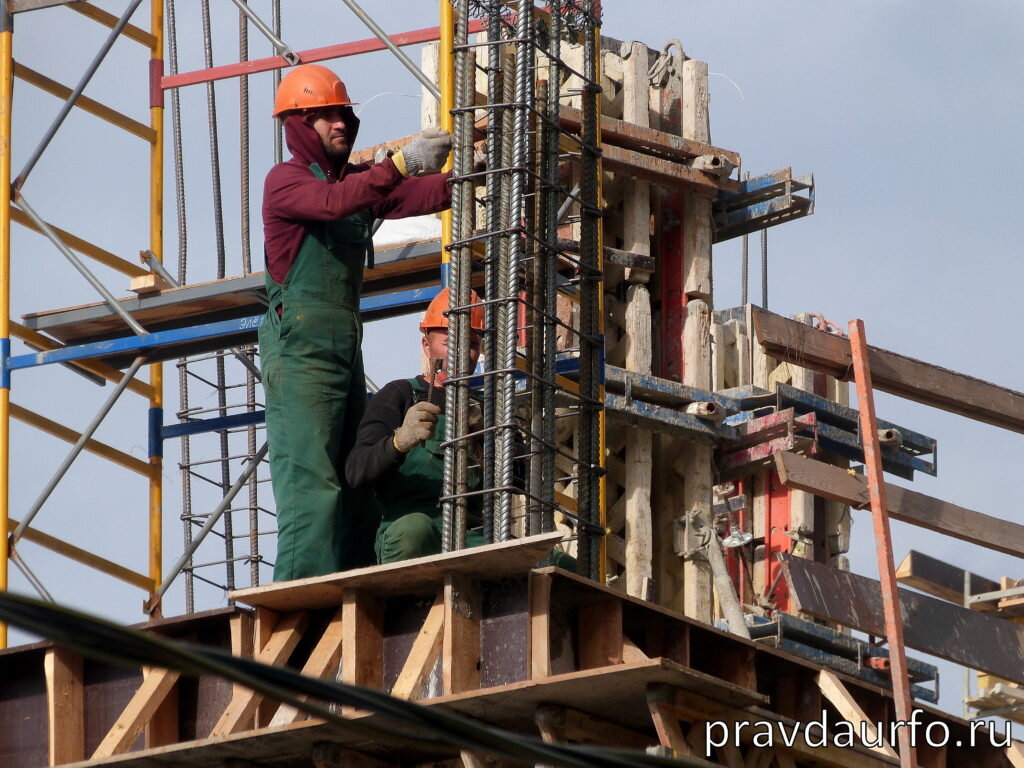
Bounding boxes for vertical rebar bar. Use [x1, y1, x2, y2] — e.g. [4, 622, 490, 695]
[479, 2, 504, 544]
[576, 0, 603, 579]
[541, 3, 562, 534]
[199, 0, 235, 593]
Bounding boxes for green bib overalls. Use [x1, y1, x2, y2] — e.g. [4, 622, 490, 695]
[259, 162, 379, 581]
[374, 377, 484, 563]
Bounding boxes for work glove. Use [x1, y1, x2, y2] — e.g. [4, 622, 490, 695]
[399, 128, 452, 176]
[473, 149, 486, 173]
[394, 401, 441, 453]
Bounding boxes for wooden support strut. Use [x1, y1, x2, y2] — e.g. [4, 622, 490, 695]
[210, 610, 308, 737]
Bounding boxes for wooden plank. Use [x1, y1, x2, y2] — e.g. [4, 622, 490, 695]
[209, 611, 308, 737]
[817, 670, 898, 759]
[528, 571, 553, 679]
[391, 592, 445, 701]
[775, 451, 1024, 557]
[558, 105, 740, 167]
[601, 142, 724, 197]
[648, 699, 696, 758]
[91, 667, 182, 758]
[535, 703, 655, 750]
[578, 599, 623, 669]
[1007, 741, 1024, 768]
[231, 532, 561, 611]
[45, 647, 84, 765]
[341, 590, 384, 697]
[269, 606, 345, 725]
[443, 574, 481, 695]
[781, 554, 1024, 685]
[895, 550, 999, 604]
[752, 305, 1024, 434]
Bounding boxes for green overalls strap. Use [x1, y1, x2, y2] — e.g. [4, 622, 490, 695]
[259, 161, 379, 581]
[374, 377, 483, 563]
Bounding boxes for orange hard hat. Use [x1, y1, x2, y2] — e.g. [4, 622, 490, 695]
[273, 64, 355, 117]
[420, 288, 485, 333]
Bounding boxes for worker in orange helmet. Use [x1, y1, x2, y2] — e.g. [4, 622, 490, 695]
[260, 64, 454, 581]
[345, 288, 488, 563]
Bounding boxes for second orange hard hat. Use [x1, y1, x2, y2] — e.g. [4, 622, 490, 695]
[420, 288, 485, 333]
[273, 64, 355, 117]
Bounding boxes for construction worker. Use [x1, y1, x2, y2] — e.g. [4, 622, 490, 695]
[260, 64, 454, 581]
[345, 288, 487, 563]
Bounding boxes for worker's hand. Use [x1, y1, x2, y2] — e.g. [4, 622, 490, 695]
[398, 128, 452, 177]
[394, 401, 441, 453]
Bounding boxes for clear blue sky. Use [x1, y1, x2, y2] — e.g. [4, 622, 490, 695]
[8, 0, 1024, 717]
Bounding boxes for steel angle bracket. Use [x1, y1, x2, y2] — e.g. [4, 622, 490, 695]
[774, 382, 937, 478]
[716, 407, 818, 481]
[712, 167, 814, 243]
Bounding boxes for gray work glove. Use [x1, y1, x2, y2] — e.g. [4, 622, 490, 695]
[400, 128, 452, 176]
[394, 401, 441, 453]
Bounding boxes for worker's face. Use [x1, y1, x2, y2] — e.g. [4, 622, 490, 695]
[422, 329, 481, 372]
[311, 106, 353, 161]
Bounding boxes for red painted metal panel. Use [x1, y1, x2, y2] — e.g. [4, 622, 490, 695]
[659, 190, 685, 382]
[162, 20, 488, 90]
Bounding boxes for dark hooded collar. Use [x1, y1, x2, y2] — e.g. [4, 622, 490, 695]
[283, 109, 361, 179]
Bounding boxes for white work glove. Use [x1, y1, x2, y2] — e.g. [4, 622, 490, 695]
[394, 401, 441, 453]
[400, 128, 452, 176]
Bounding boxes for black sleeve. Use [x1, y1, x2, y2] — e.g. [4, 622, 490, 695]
[345, 379, 414, 489]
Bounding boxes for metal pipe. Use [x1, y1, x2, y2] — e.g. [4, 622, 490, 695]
[849, 318, 918, 768]
[12, 356, 147, 546]
[228, 0, 298, 65]
[9, 550, 54, 603]
[14, 0, 145, 190]
[340, 0, 441, 101]
[705, 529, 751, 639]
[148, 442, 268, 611]
[15, 195, 148, 336]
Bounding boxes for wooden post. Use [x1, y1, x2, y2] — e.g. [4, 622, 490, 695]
[677, 59, 714, 623]
[578, 598, 623, 669]
[528, 571, 553, 679]
[620, 41, 654, 599]
[341, 590, 384, 691]
[45, 647, 84, 765]
[443, 573, 481, 695]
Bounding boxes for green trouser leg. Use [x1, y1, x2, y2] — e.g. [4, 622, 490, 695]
[376, 513, 485, 564]
[262, 305, 378, 580]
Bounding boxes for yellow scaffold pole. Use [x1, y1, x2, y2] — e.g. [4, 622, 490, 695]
[147, 0, 164, 616]
[0, 2, 13, 648]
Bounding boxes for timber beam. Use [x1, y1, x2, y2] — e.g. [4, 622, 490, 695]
[752, 305, 1024, 434]
[775, 450, 1024, 557]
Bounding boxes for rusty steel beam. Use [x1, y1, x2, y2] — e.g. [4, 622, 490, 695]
[849, 319, 916, 768]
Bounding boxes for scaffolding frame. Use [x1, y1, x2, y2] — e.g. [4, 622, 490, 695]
[0, 0, 611, 645]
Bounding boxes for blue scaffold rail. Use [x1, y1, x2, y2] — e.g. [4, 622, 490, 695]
[8, 286, 447, 374]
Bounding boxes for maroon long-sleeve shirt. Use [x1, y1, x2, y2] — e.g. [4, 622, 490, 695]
[262, 113, 451, 284]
